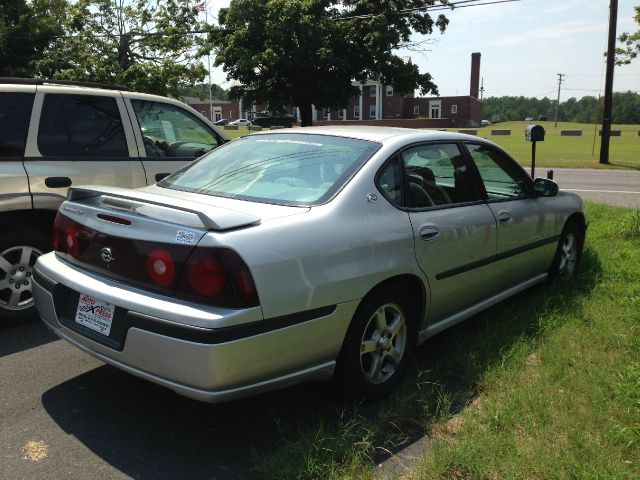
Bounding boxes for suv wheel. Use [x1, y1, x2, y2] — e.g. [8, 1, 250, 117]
[0, 230, 51, 326]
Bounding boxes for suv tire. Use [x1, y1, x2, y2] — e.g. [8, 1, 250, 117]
[0, 230, 51, 326]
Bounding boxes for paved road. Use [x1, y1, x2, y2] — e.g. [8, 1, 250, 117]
[548, 168, 640, 209]
[0, 321, 344, 480]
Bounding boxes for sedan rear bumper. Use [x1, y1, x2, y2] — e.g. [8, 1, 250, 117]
[33, 253, 357, 403]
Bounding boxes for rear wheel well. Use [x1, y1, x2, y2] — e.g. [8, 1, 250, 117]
[0, 210, 57, 237]
[365, 274, 426, 324]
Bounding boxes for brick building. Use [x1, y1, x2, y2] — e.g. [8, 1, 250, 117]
[187, 53, 484, 127]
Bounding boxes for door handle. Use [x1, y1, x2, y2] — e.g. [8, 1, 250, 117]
[497, 211, 513, 226]
[418, 225, 440, 241]
[45, 177, 72, 188]
[155, 173, 170, 182]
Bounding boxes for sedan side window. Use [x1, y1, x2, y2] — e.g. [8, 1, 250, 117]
[132, 100, 220, 158]
[465, 143, 533, 200]
[401, 143, 478, 208]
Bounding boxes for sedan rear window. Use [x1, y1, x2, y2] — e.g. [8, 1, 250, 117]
[159, 133, 380, 205]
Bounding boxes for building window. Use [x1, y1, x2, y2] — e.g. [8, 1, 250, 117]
[338, 109, 345, 119]
[413, 105, 420, 116]
[370, 85, 376, 97]
[386, 85, 394, 96]
[323, 109, 329, 119]
[354, 105, 360, 118]
[451, 104, 458, 114]
[429, 101, 441, 119]
[369, 104, 376, 118]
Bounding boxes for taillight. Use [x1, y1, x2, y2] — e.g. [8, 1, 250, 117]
[146, 249, 176, 287]
[176, 248, 259, 308]
[52, 212, 62, 251]
[187, 254, 226, 296]
[64, 225, 79, 257]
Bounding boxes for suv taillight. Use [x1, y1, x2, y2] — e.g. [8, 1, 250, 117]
[176, 247, 259, 308]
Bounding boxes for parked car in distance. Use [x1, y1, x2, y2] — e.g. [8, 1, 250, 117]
[251, 114, 297, 128]
[0, 78, 229, 326]
[33, 126, 586, 403]
[490, 115, 502, 123]
[539, 115, 548, 121]
[524, 116, 534, 121]
[214, 118, 230, 125]
[480, 119, 491, 127]
[229, 118, 251, 126]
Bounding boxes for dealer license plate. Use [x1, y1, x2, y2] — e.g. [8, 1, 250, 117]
[75, 294, 115, 336]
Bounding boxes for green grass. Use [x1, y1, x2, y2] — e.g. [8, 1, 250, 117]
[220, 122, 640, 170]
[250, 203, 640, 480]
[470, 121, 640, 170]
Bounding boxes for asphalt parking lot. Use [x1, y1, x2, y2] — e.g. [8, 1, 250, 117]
[0, 320, 340, 480]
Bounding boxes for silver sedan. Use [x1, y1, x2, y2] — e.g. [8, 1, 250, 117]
[33, 126, 586, 402]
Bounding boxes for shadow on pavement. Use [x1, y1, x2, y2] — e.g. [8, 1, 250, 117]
[42, 362, 341, 480]
[0, 320, 58, 358]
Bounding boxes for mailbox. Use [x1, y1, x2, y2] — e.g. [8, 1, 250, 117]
[525, 124, 545, 142]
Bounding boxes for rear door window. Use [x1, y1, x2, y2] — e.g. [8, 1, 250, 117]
[38, 94, 128, 157]
[0, 92, 35, 158]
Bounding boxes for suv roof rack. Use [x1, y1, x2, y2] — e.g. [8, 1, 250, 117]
[0, 77, 134, 92]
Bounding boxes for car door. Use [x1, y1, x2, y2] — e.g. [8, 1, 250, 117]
[124, 97, 226, 184]
[379, 143, 498, 324]
[463, 142, 558, 291]
[24, 88, 145, 210]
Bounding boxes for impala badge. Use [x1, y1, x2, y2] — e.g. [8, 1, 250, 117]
[100, 247, 115, 264]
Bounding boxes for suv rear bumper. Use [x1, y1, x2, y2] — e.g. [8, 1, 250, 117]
[33, 253, 356, 402]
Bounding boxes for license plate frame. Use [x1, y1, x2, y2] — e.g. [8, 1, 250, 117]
[74, 293, 115, 336]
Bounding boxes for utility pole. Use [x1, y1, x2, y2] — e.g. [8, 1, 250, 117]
[600, 0, 618, 165]
[479, 77, 485, 101]
[554, 73, 565, 127]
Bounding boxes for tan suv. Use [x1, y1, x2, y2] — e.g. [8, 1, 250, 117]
[0, 78, 229, 324]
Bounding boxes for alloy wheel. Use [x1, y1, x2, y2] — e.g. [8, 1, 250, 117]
[0, 245, 42, 311]
[359, 303, 407, 384]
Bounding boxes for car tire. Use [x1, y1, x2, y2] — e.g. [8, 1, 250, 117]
[549, 221, 583, 280]
[338, 286, 417, 399]
[0, 229, 51, 326]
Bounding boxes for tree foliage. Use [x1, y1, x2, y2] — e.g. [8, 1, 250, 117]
[616, 5, 640, 65]
[35, 0, 209, 96]
[209, 0, 449, 126]
[482, 91, 640, 124]
[176, 82, 229, 101]
[0, 0, 68, 77]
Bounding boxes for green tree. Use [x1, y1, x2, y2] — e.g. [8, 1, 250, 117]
[36, 0, 208, 96]
[0, 0, 69, 77]
[209, 0, 449, 126]
[177, 82, 229, 101]
[616, 5, 640, 65]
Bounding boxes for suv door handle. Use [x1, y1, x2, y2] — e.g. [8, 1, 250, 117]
[497, 211, 513, 225]
[45, 177, 72, 188]
[155, 173, 170, 182]
[418, 225, 440, 241]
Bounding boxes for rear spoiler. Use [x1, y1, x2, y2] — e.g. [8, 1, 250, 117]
[67, 185, 261, 231]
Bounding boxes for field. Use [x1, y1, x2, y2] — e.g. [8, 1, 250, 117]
[248, 203, 640, 479]
[220, 121, 640, 170]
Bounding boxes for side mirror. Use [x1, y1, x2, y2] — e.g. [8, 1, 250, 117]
[534, 177, 558, 197]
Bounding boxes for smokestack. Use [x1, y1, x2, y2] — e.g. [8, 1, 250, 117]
[470, 52, 481, 98]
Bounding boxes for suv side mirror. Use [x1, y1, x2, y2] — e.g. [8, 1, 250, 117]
[534, 177, 558, 197]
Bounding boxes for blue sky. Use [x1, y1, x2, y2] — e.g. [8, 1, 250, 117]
[203, 0, 640, 100]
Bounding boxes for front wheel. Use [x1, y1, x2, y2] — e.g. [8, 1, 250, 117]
[549, 221, 583, 280]
[338, 286, 417, 398]
[0, 230, 51, 326]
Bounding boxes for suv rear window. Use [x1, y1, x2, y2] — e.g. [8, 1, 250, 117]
[160, 133, 380, 206]
[0, 93, 34, 158]
[38, 94, 128, 157]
